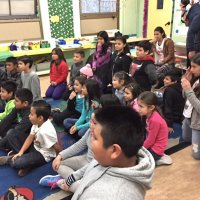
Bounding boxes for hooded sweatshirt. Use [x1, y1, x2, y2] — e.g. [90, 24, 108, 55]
[163, 82, 185, 127]
[71, 147, 155, 200]
[132, 56, 157, 91]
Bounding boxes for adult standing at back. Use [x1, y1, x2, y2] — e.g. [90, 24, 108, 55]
[180, 0, 200, 65]
[152, 26, 175, 88]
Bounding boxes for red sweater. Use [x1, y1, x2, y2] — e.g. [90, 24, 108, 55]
[50, 60, 68, 84]
[144, 111, 168, 156]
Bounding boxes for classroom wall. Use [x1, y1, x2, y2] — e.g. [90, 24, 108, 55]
[119, 0, 144, 37]
[48, 0, 74, 38]
[147, 0, 173, 39]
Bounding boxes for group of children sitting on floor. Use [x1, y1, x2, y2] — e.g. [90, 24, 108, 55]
[0, 27, 200, 199]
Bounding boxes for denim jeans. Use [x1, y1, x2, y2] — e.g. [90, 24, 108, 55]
[192, 129, 200, 160]
[169, 123, 183, 142]
[9, 145, 46, 169]
[63, 118, 88, 138]
[63, 118, 78, 129]
[182, 118, 192, 142]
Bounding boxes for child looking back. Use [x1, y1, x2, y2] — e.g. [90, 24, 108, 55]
[0, 81, 17, 122]
[18, 56, 41, 101]
[124, 82, 143, 111]
[138, 91, 172, 165]
[52, 76, 86, 125]
[63, 79, 101, 140]
[56, 106, 155, 199]
[0, 100, 60, 176]
[46, 48, 69, 100]
[131, 41, 157, 91]
[112, 71, 132, 105]
[162, 69, 184, 135]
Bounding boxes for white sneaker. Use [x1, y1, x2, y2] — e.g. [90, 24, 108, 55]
[156, 154, 173, 166]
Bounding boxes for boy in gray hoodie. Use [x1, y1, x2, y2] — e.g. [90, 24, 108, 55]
[57, 106, 155, 200]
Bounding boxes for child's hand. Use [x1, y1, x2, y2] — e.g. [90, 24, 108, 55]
[52, 155, 62, 171]
[69, 91, 76, 100]
[12, 152, 23, 161]
[51, 82, 57, 86]
[91, 100, 100, 109]
[181, 77, 191, 90]
[168, 127, 174, 134]
[70, 125, 77, 135]
[183, 68, 193, 81]
[188, 51, 196, 60]
[68, 84, 73, 91]
[57, 179, 69, 192]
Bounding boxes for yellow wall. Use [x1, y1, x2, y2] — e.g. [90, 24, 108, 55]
[147, 0, 173, 38]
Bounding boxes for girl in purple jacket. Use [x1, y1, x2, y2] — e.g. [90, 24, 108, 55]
[91, 31, 112, 93]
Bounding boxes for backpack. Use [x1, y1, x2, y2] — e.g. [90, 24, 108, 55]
[0, 186, 34, 200]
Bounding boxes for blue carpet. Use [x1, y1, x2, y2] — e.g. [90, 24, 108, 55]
[0, 132, 76, 199]
[0, 98, 76, 199]
[0, 151, 59, 199]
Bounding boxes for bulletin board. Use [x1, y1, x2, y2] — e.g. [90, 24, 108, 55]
[171, 0, 188, 44]
[48, 0, 74, 39]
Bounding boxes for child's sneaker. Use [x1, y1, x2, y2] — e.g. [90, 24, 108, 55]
[51, 108, 61, 113]
[156, 154, 173, 166]
[39, 175, 62, 189]
[57, 179, 69, 191]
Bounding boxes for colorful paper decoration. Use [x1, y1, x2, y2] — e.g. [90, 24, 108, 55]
[50, 16, 60, 23]
[48, 0, 74, 38]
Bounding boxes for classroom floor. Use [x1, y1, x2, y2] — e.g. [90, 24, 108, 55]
[39, 76, 200, 200]
[40, 75, 50, 97]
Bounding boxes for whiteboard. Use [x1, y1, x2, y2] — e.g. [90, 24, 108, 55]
[171, 0, 188, 43]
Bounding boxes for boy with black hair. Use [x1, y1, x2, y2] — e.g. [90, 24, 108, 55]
[57, 106, 155, 199]
[0, 100, 60, 176]
[5, 56, 21, 88]
[70, 51, 85, 85]
[0, 81, 17, 122]
[0, 88, 33, 149]
[18, 56, 42, 101]
[63, 51, 85, 100]
[131, 41, 157, 91]
[162, 68, 185, 134]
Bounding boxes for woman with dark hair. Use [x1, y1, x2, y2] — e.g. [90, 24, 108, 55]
[152, 26, 175, 88]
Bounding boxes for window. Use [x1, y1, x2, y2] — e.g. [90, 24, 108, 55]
[0, 0, 38, 19]
[80, 0, 119, 19]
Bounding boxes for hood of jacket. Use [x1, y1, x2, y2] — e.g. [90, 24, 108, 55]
[106, 147, 155, 190]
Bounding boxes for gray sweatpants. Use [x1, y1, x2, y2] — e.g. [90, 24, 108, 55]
[57, 154, 89, 179]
